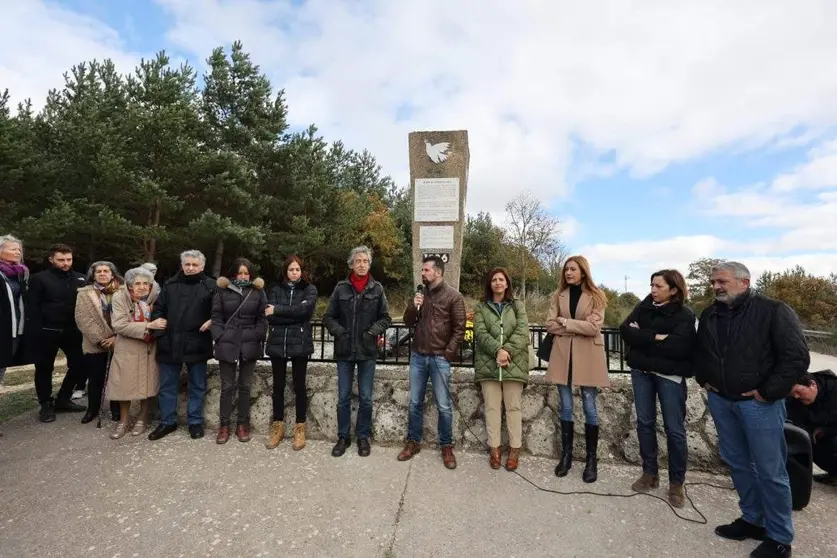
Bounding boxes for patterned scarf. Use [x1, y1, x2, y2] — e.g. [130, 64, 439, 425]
[94, 279, 121, 326]
[232, 279, 252, 288]
[0, 259, 28, 278]
[131, 298, 153, 343]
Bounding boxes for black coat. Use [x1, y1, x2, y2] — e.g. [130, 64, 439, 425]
[1, 269, 34, 367]
[150, 271, 216, 364]
[619, 296, 696, 377]
[25, 267, 86, 332]
[211, 277, 268, 363]
[693, 291, 810, 402]
[322, 277, 391, 361]
[787, 370, 837, 438]
[265, 280, 317, 359]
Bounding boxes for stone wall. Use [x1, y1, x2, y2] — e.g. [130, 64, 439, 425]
[189, 362, 723, 471]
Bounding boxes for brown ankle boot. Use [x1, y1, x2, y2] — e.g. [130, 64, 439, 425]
[668, 483, 685, 508]
[265, 421, 284, 449]
[506, 448, 520, 472]
[442, 445, 457, 470]
[216, 426, 230, 445]
[397, 440, 421, 461]
[489, 447, 502, 469]
[631, 472, 660, 492]
[292, 423, 306, 451]
[235, 424, 250, 443]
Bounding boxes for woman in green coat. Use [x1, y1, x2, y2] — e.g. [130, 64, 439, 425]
[473, 267, 531, 471]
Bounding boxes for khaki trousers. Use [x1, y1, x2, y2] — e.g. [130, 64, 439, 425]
[481, 380, 524, 449]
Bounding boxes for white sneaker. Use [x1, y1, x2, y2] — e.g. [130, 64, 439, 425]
[71, 390, 84, 400]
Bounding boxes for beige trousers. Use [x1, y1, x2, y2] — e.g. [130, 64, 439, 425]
[481, 380, 524, 449]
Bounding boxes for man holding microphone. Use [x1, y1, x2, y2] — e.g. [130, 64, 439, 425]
[398, 255, 466, 469]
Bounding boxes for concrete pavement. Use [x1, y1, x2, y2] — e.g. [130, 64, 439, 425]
[1, 410, 836, 557]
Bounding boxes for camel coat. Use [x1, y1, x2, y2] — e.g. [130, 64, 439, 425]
[107, 287, 159, 401]
[74, 285, 116, 355]
[544, 288, 610, 388]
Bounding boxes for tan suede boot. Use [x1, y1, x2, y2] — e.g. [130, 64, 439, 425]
[265, 421, 284, 449]
[292, 423, 306, 451]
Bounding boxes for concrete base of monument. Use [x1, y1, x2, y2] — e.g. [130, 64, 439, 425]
[185, 362, 725, 472]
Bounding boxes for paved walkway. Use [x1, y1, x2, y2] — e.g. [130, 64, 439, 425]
[1, 409, 836, 557]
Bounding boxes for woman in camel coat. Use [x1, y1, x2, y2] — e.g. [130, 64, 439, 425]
[545, 255, 609, 484]
[106, 266, 167, 439]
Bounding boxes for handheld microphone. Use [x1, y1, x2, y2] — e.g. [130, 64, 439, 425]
[415, 284, 424, 311]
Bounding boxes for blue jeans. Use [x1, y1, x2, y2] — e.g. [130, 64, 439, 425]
[407, 353, 453, 446]
[708, 392, 793, 545]
[557, 384, 599, 425]
[158, 362, 208, 427]
[336, 359, 376, 440]
[631, 370, 688, 484]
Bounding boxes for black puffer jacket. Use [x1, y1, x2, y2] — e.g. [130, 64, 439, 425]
[26, 267, 86, 332]
[211, 277, 268, 362]
[151, 271, 216, 364]
[322, 277, 391, 361]
[787, 370, 837, 438]
[619, 295, 696, 377]
[266, 280, 317, 359]
[1, 269, 33, 367]
[693, 290, 810, 402]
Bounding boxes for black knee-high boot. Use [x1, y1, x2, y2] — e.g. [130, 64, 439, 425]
[554, 420, 574, 477]
[582, 424, 599, 483]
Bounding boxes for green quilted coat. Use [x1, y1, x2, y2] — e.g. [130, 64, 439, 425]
[473, 300, 531, 384]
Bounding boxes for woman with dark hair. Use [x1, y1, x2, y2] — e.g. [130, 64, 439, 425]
[473, 267, 530, 471]
[264, 255, 317, 451]
[619, 269, 695, 508]
[545, 255, 609, 483]
[74, 261, 124, 424]
[211, 258, 268, 444]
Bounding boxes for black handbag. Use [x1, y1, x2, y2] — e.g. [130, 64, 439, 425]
[536, 332, 554, 363]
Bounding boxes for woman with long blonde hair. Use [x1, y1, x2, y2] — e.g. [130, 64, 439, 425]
[545, 255, 609, 483]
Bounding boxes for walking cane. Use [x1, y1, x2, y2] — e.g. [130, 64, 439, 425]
[96, 350, 114, 429]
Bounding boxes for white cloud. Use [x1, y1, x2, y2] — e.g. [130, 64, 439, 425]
[150, 0, 837, 213]
[771, 139, 837, 192]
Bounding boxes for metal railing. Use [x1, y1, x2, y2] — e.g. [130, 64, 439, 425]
[280, 321, 629, 373]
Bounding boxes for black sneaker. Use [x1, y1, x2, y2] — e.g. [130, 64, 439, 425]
[813, 473, 837, 486]
[148, 424, 177, 441]
[54, 396, 85, 413]
[715, 518, 766, 541]
[357, 438, 371, 457]
[750, 538, 792, 558]
[38, 400, 56, 423]
[332, 438, 350, 457]
[188, 424, 205, 439]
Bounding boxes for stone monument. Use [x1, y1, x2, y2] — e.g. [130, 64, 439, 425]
[408, 130, 469, 292]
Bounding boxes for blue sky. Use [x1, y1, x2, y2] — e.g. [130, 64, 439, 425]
[2, 1, 836, 294]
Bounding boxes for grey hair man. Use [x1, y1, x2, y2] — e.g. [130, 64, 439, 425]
[693, 261, 809, 557]
[148, 250, 216, 441]
[322, 245, 391, 458]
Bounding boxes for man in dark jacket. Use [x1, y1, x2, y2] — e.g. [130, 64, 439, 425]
[693, 262, 809, 558]
[398, 255, 466, 470]
[787, 370, 837, 485]
[26, 243, 86, 422]
[147, 250, 216, 441]
[323, 246, 391, 458]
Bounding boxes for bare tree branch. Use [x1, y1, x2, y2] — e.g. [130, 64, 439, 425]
[504, 191, 563, 299]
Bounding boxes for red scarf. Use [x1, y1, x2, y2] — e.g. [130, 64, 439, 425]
[349, 272, 370, 293]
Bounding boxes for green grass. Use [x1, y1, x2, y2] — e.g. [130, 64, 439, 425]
[0, 387, 38, 422]
[1, 367, 35, 387]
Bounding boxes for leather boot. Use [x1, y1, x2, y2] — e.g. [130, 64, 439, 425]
[235, 424, 250, 443]
[265, 421, 284, 449]
[554, 420, 573, 477]
[216, 425, 231, 444]
[582, 423, 599, 484]
[292, 423, 306, 451]
[506, 448, 520, 472]
[489, 447, 502, 469]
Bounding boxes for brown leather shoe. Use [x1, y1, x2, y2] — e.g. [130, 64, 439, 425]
[265, 421, 284, 449]
[631, 472, 659, 492]
[506, 447, 520, 472]
[292, 423, 306, 451]
[235, 424, 250, 443]
[442, 445, 457, 470]
[668, 483, 686, 508]
[489, 447, 502, 469]
[397, 440, 421, 461]
[216, 426, 230, 445]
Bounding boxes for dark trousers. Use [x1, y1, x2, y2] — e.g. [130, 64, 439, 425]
[83, 352, 120, 416]
[631, 370, 688, 484]
[34, 328, 85, 404]
[271, 357, 309, 423]
[218, 360, 257, 426]
[814, 435, 837, 475]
